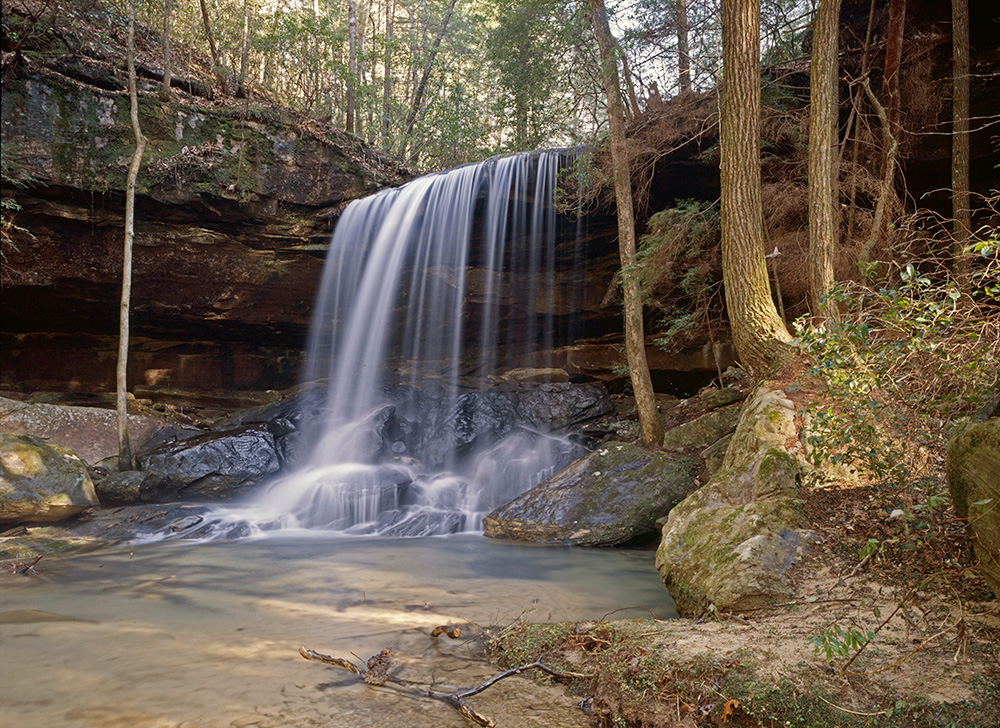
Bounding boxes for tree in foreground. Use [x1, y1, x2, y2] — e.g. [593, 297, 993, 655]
[719, 0, 792, 375]
[586, 0, 663, 447]
[807, 0, 841, 322]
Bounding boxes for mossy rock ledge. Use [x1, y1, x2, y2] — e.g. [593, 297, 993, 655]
[655, 384, 814, 616]
[947, 416, 1000, 599]
[483, 442, 698, 546]
[0, 434, 99, 523]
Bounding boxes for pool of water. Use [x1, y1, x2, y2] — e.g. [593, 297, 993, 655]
[1, 535, 675, 728]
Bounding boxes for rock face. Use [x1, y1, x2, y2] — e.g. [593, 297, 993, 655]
[0, 396, 166, 466]
[655, 384, 814, 615]
[0, 0, 408, 393]
[483, 442, 697, 546]
[947, 416, 1000, 599]
[0, 434, 99, 523]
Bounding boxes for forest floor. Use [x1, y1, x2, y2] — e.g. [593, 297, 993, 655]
[484, 367, 1000, 728]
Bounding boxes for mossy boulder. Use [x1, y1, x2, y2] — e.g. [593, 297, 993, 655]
[656, 384, 813, 615]
[0, 434, 99, 523]
[483, 442, 697, 546]
[947, 417, 1000, 599]
[661, 405, 741, 451]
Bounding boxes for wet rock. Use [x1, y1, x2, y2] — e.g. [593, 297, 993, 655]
[0, 434, 99, 523]
[136, 424, 281, 500]
[0, 396, 165, 466]
[95, 470, 156, 503]
[418, 392, 518, 467]
[0, 504, 214, 560]
[514, 382, 613, 432]
[656, 384, 814, 615]
[483, 442, 697, 546]
[947, 416, 1000, 599]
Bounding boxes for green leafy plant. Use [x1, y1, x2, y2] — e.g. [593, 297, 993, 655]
[810, 623, 874, 663]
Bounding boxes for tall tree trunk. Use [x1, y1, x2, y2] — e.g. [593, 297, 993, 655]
[677, 0, 691, 93]
[119, 0, 148, 471]
[159, 0, 173, 101]
[238, 0, 250, 96]
[586, 0, 663, 447]
[199, 0, 223, 69]
[398, 0, 459, 159]
[951, 0, 971, 286]
[382, 0, 394, 145]
[882, 0, 905, 138]
[347, 0, 357, 133]
[808, 0, 841, 321]
[720, 0, 792, 375]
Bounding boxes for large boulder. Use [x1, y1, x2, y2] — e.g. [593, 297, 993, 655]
[483, 442, 697, 546]
[0, 434, 99, 523]
[655, 385, 814, 615]
[947, 416, 1000, 599]
[0, 397, 165, 466]
[136, 424, 281, 500]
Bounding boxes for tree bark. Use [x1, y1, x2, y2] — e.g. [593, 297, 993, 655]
[951, 0, 971, 286]
[807, 0, 841, 321]
[586, 0, 663, 447]
[720, 0, 792, 376]
[677, 0, 691, 93]
[119, 0, 147, 471]
[159, 0, 173, 101]
[398, 0, 459, 158]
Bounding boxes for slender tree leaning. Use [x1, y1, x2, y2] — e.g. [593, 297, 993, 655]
[951, 0, 971, 287]
[118, 0, 147, 470]
[807, 0, 841, 322]
[719, 0, 792, 375]
[585, 0, 664, 446]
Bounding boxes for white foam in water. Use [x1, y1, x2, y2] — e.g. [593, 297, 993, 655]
[209, 150, 590, 538]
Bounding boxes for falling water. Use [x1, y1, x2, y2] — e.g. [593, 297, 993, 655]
[246, 150, 594, 536]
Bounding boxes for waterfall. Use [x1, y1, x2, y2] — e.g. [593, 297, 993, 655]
[248, 150, 593, 536]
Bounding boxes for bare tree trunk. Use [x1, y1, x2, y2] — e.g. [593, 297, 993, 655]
[119, 0, 148, 471]
[951, 0, 971, 286]
[586, 0, 663, 447]
[398, 0, 459, 159]
[199, 0, 223, 69]
[677, 0, 691, 93]
[808, 0, 841, 321]
[382, 0, 394, 145]
[347, 0, 357, 133]
[720, 0, 792, 376]
[617, 42, 641, 117]
[159, 0, 173, 101]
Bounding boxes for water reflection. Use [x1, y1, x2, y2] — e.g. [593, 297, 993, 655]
[1, 535, 674, 727]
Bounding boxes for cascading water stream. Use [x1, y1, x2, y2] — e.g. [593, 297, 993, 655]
[239, 149, 592, 536]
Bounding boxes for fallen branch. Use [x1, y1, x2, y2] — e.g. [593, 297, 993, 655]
[299, 645, 588, 727]
[12, 554, 44, 574]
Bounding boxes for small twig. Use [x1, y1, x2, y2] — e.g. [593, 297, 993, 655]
[844, 618, 962, 677]
[840, 581, 921, 675]
[451, 660, 590, 701]
[815, 694, 887, 717]
[13, 554, 43, 574]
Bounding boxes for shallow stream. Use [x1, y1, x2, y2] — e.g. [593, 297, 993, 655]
[1, 535, 675, 728]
